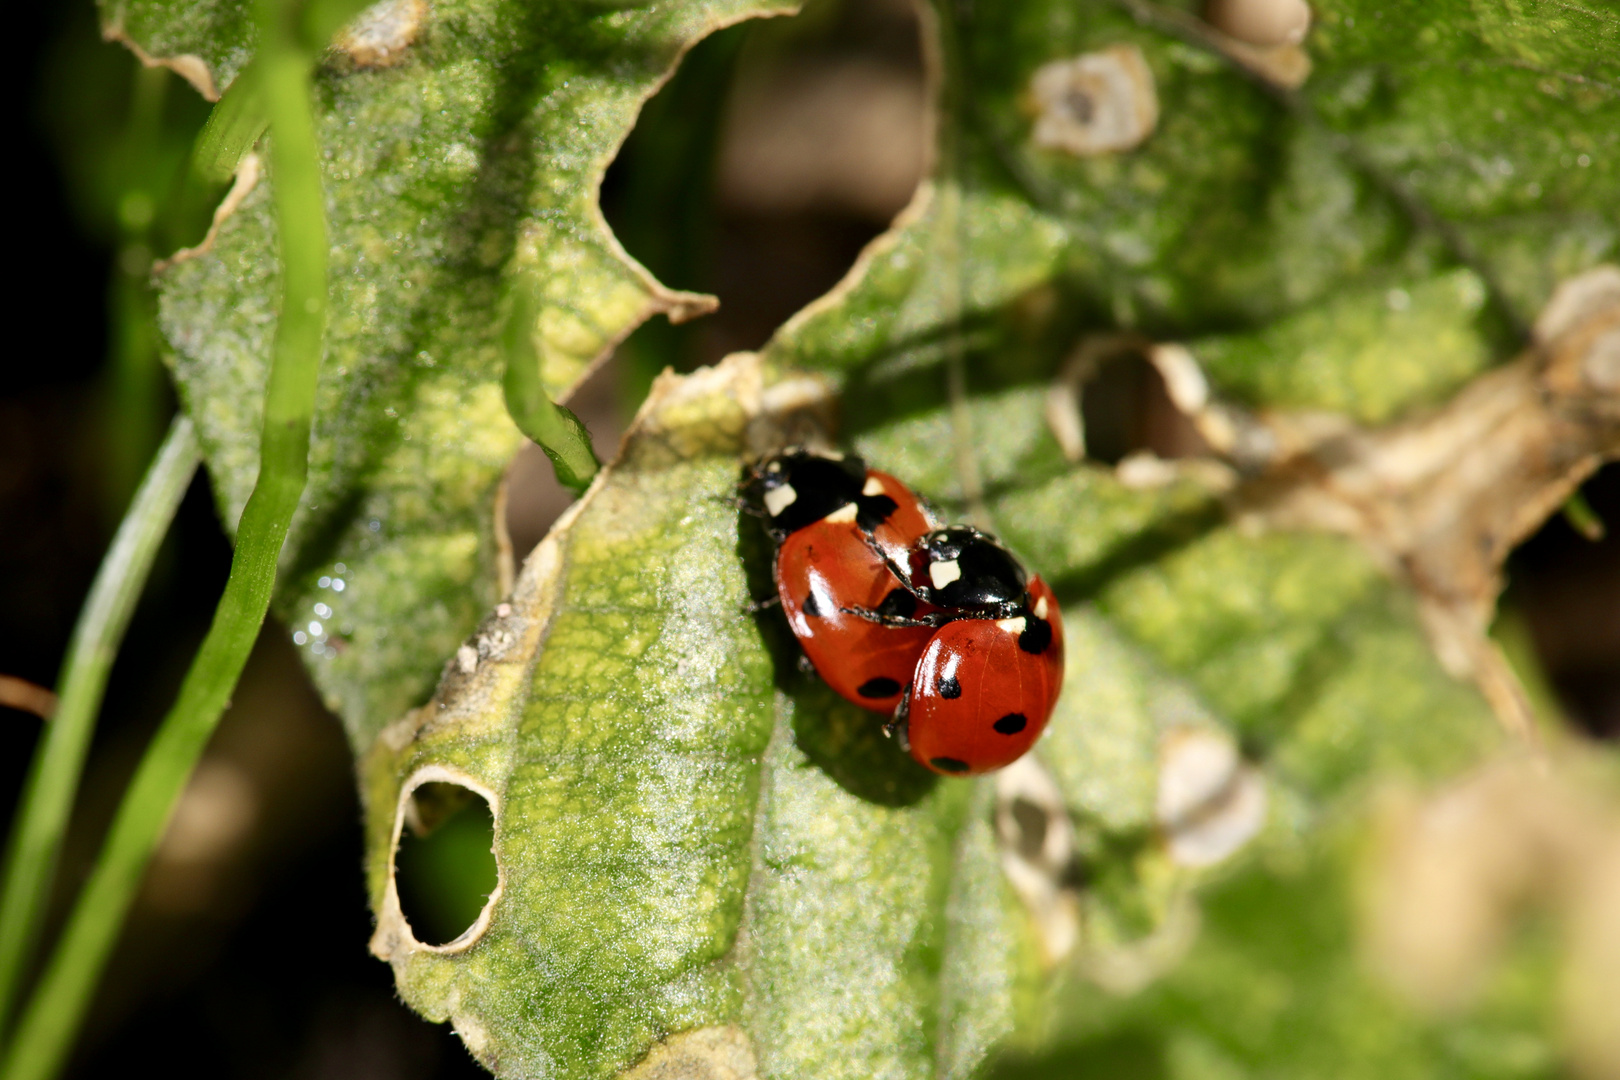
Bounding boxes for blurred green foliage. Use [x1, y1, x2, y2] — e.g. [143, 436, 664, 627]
[40, 12, 217, 509]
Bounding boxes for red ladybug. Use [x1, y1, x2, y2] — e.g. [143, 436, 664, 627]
[742, 449, 939, 712]
[848, 527, 1065, 776]
[904, 575, 1064, 776]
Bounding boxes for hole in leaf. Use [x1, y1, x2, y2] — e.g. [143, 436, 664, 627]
[394, 781, 498, 947]
[601, 0, 926, 397]
[1080, 351, 1208, 465]
[1499, 462, 1620, 740]
[1009, 796, 1049, 860]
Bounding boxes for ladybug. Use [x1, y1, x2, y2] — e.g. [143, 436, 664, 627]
[848, 527, 1066, 776]
[742, 448, 939, 713]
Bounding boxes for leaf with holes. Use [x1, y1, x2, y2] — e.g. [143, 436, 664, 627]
[364, 356, 1017, 1078]
[981, 752, 1620, 1079]
[130, 0, 1620, 1075]
[131, 0, 784, 750]
[751, 0, 1620, 1071]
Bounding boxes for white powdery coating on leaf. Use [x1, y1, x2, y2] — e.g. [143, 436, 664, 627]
[747, 724, 937, 1080]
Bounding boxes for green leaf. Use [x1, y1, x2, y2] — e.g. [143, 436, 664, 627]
[750, 0, 1620, 1070]
[134, 0, 1620, 1075]
[131, 0, 775, 749]
[362, 357, 1039, 1076]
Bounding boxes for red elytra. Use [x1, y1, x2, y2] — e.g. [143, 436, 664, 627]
[775, 470, 937, 712]
[905, 576, 1064, 776]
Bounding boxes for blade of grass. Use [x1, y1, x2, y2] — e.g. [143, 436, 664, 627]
[188, 0, 374, 184]
[502, 271, 601, 493]
[0, 415, 200, 1038]
[0, 0, 329, 1072]
[190, 60, 266, 185]
[1562, 489, 1606, 541]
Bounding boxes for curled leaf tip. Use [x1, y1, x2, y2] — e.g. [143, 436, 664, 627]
[502, 273, 601, 494]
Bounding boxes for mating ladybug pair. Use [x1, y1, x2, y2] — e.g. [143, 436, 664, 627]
[743, 449, 1064, 777]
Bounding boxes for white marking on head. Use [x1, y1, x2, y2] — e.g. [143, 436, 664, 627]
[824, 502, 858, 524]
[862, 476, 885, 497]
[763, 483, 797, 517]
[1033, 594, 1049, 619]
[929, 559, 962, 590]
[997, 617, 1027, 635]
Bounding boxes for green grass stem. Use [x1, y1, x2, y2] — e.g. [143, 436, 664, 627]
[0, 416, 200, 1040]
[0, 2, 329, 1074]
[1562, 489, 1607, 541]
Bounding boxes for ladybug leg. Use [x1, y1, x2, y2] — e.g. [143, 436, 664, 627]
[719, 491, 767, 517]
[883, 685, 912, 751]
[796, 652, 819, 677]
[741, 594, 782, 614]
[837, 605, 949, 628]
[855, 533, 933, 605]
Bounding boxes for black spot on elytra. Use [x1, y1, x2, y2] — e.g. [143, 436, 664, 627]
[1018, 617, 1053, 655]
[802, 590, 822, 617]
[930, 756, 971, 774]
[858, 676, 902, 699]
[876, 588, 917, 619]
[855, 493, 899, 533]
[937, 674, 961, 699]
[994, 713, 1028, 735]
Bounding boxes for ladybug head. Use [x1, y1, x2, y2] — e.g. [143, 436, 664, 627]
[911, 526, 1027, 609]
[742, 447, 867, 539]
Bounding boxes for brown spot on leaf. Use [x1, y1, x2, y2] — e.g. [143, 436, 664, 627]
[1203, 0, 1311, 48]
[1028, 45, 1159, 156]
[337, 0, 428, 69]
[994, 756, 1080, 965]
[1117, 0, 1311, 90]
[1156, 726, 1266, 868]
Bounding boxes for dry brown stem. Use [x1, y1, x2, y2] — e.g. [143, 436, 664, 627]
[1215, 268, 1620, 739]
